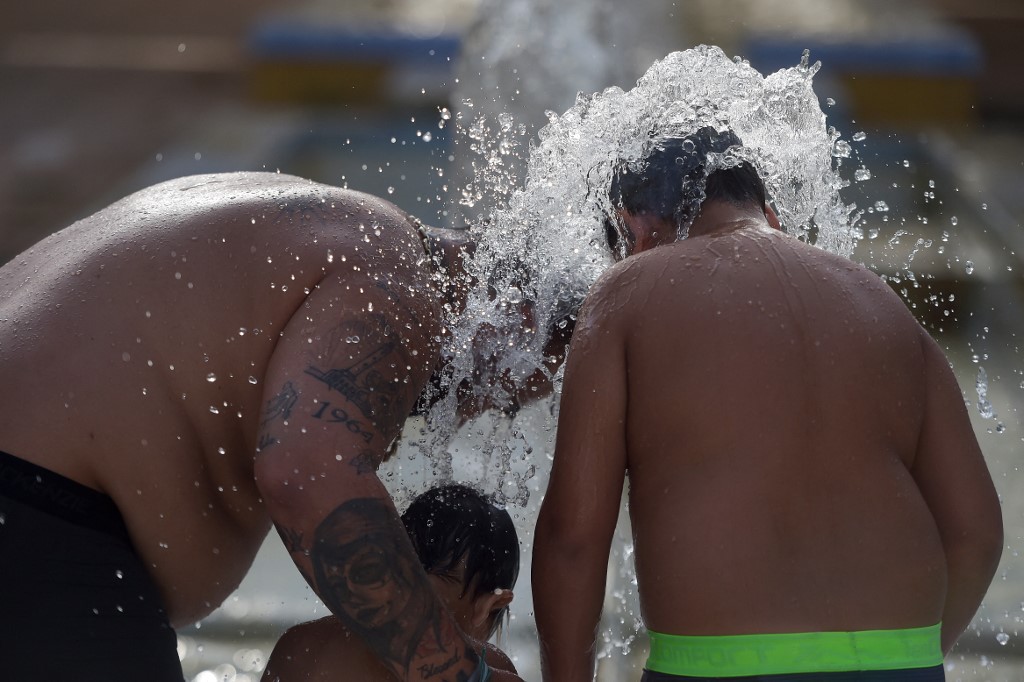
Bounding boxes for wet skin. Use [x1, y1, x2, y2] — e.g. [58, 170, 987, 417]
[533, 201, 1003, 681]
[262, 570, 519, 682]
[0, 172, 494, 681]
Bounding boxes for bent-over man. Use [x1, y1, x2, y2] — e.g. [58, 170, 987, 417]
[0, 172, 543, 682]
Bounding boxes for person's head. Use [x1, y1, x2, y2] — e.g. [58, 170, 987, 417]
[606, 126, 775, 258]
[401, 484, 519, 640]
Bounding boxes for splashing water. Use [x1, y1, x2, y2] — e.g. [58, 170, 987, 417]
[423, 46, 857, 473]
[976, 366, 996, 420]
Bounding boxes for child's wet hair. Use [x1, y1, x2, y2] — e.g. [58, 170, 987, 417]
[607, 126, 768, 249]
[401, 483, 520, 600]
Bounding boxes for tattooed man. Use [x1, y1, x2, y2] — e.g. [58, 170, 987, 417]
[0, 172, 539, 681]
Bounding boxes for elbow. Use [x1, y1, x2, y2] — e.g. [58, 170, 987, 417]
[982, 514, 1005, 573]
[253, 450, 315, 516]
[534, 504, 605, 565]
[946, 508, 1004, 577]
[975, 498, 1005, 571]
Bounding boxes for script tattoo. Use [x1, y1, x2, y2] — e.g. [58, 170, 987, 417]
[311, 498, 442, 672]
[257, 381, 299, 452]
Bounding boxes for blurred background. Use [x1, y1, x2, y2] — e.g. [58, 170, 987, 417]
[3, 0, 1024, 680]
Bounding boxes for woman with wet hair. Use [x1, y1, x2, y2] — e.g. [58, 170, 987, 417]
[263, 484, 520, 682]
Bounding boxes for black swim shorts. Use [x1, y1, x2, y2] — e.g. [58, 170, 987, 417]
[0, 450, 184, 681]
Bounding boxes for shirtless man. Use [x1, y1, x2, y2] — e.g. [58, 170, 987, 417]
[0, 172, 539, 681]
[263, 484, 520, 682]
[532, 128, 1003, 681]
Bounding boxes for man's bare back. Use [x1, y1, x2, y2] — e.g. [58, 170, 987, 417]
[621, 226, 946, 633]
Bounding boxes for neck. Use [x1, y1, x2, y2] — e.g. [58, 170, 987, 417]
[687, 201, 773, 239]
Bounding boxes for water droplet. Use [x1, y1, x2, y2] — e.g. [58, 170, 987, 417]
[873, 201, 889, 213]
[965, 261, 975, 275]
[852, 131, 866, 142]
[854, 168, 871, 182]
[122, 352, 131, 362]
[950, 216, 958, 226]
[115, 570, 123, 579]
[206, 373, 217, 383]
[248, 376, 258, 385]
[997, 632, 1010, 645]
[833, 140, 852, 158]
[209, 406, 220, 415]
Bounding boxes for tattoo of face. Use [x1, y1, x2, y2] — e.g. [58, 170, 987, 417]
[311, 498, 439, 670]
[305, 317, 412, 439]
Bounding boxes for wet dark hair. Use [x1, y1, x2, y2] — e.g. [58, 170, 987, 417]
[606, 127, 767, 252]
[401, 484, 520, 601]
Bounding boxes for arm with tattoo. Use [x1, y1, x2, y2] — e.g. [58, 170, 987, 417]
[255, 272, 491, 681]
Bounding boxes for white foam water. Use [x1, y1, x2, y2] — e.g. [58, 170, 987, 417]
[421, 45, 858, 479]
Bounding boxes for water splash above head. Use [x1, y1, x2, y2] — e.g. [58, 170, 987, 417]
[423, 45, 857, 482]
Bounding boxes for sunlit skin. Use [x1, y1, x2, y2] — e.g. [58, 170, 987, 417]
[0, 172, 529, 682]
[533, 198, 1003, 681]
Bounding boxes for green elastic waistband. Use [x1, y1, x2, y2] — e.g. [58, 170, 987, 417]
[646, 624, 942, 677]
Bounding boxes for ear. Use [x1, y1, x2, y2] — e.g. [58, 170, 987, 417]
[472, 588, 514, 629]
[764, 203, 782, 231]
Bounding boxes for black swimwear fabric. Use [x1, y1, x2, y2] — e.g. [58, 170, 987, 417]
[0, 450, 184, 682]
[641, 666, 945, 681]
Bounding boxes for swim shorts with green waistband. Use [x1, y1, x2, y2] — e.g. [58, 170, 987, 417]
[645, 624, 943, 679]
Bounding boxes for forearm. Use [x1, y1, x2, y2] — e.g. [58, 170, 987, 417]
[260, 459, 479, 682]
[533, 515, 609, 682]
